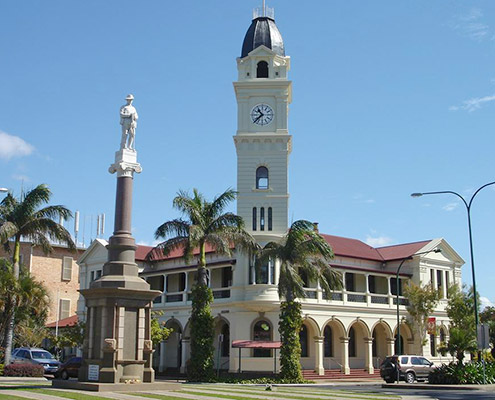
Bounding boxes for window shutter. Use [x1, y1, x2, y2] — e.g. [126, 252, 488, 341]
[62, 257, 73, 281]
[59, 299, 71, 320]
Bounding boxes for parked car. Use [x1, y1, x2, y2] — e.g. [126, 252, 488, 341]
[11, 347, 61, 374]
[54, 356, 82, 380]
[380, 355, 435, 383]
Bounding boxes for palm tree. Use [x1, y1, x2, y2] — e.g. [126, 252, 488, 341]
[257, 220, 342, 382]
[0, 184, 75, 364]
[147, 188, 257, 381]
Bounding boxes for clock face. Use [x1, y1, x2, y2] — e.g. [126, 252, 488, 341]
[250, 104, 274, 126]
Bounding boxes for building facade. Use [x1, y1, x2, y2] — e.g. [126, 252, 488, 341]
[0, 241, 84, 324]
[77, 10, 464, 376]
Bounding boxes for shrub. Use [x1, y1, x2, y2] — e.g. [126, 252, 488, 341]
[187, 285, 215, 382]
[429, 362, 495, 385]
[0, 364, 3, 376]
[279, 301, 304, 383]
[4, 364, 44, 377]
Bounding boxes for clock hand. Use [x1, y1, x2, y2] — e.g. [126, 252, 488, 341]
[254, 114, 262, 123]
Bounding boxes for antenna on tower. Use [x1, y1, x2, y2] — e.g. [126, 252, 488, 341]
[74, 211, 80, 246]
[263, 0, 266, 16]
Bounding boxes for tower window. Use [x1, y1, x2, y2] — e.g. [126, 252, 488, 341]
[256, 166, 269, 189]
[268, 207, 272, 231]
[260, 207, 265, 231]
[256, 61, 269, 78]
[252, 207, 257, 231]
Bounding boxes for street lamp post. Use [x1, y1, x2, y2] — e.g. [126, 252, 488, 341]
[395, 249, 440, 384]
[411, 181, 495, 360]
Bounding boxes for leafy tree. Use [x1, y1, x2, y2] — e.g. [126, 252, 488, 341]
[0, 184, 75, 364]
[147, 188, 256, 381]
[404, 281, 439, 347]
[257, 220, 342, 382]
[150, 311, 172, 347]
[445, 285, 477, 362]
[0, 259, 50, 350]
[48, 321, 85, 351]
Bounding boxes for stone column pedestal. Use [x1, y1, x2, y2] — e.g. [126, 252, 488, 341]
[79, 146, 160, 384]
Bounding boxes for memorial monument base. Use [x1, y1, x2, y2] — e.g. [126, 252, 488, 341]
[52, 379, 181, 392]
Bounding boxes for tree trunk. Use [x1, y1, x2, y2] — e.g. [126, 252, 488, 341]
[197, 241, 208, 287]
[4, 237, 21, 365]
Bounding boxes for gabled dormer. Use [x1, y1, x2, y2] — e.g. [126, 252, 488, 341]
[237, 45, 290, 81]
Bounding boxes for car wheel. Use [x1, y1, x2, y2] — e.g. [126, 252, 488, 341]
[405, 372, 415, 384]
[61, 370, 69, 380]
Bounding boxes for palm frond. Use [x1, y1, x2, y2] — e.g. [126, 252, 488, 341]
[208, 188, 237, 219]
[145, 236, 190, 263]
[154, 219, 190, 240]
[33, 205, 73, 222]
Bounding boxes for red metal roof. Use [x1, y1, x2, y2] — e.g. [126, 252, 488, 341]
[135, 235, 432, 264]
[322, 234, 431, 262]
[232, 340, 281, 349]
[135, 243, 220, 262]
[376, 241, 430, 261]
[321, 234, 384, 261]
[46, 315, 78, 328]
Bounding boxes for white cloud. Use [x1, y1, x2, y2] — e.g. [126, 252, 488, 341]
[451, 8, 490, 41]
[480, 296, 495, 309]
[449, 94, 495, 112]
[365, 235, 394, 247]
[0, 131, 34, 161]
[443, 202, 458, 212]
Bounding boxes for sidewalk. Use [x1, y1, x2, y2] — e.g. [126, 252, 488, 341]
[382, 382, 495, 391]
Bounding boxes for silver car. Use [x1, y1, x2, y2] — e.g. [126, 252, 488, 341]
[11, 347, 61, 374]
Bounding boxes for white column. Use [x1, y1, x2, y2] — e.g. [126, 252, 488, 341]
[314, 336, 325, 375]
[442, 271, 449, 299]
[180, 338, 190, 374]
[159, 341, 166, 373]
[386, 338, 395, 357]
[364, 337, 374, 374]
[340, 337, 350, 374]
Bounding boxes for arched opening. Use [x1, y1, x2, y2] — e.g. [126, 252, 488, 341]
[372, 322, 392, 363]
[349, 327, 356, 358]
[394, 323, 412, 355]
[213, 318, 230, 370]
[324, 325, 333, 357]
[163, 319, 183, 371]
[253, 320, 272, 357]
[221, 324, 230, 357]
[394, 334, 404, 355]
[430, 334, 436, 357]
[257, 61, 269, 78]
[300, 324, 309, 357]
[256, 166, 269, 189]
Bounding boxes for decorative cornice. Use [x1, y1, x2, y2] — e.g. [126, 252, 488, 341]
[109, 149, 142, 178]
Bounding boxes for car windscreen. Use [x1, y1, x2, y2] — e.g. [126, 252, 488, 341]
[31, 351, 53, 359]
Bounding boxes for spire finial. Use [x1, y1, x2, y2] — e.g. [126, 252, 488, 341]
[262, 0, 266, 16]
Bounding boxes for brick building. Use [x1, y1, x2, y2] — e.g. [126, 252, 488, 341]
[0, 241, 85, 324]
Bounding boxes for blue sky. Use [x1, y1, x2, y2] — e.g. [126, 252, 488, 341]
[1, 1, 495, 305]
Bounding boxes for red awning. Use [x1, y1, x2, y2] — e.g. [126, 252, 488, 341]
[232, 340, 281, 349]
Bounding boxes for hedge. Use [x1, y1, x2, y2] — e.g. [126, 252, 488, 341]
[429, 362, 495, 384]
[4, 363, 45, 377]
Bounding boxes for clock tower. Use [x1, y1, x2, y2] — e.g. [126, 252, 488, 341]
[234, 7, 292, 244]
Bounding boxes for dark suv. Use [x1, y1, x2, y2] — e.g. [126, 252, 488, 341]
[380, 355, 434, 383]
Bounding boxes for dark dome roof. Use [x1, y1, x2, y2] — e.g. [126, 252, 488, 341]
[241, 17, 285, 58]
